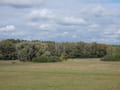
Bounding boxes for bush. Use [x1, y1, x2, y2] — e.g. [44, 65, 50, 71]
[60, 54, 68, 60]
[32, 56, 62, 63]
[48, 56, 62, 62]
[101, 54, 120, 61]
[32, 56, 48, 63]
[101, 55, 115, 61]
[114, 54, 120, 61]
[0, 54, 3, 60]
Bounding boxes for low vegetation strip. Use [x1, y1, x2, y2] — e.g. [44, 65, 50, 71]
[0, 70, 120, 77]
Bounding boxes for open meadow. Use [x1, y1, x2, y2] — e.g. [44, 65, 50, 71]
[0, 59, 120, 90]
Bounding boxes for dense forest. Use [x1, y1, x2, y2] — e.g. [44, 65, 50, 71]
[0, 39, 120, 62]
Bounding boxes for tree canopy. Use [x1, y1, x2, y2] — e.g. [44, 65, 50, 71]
[0, 39, 116, 61]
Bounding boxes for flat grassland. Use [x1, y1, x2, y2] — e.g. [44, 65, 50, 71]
[0, 59, 120, 90]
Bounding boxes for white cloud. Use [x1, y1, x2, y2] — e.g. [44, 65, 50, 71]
[89, 24, 100, 28]
[80, 5, 112, 17]
[27, 9, 86, 31]
[62, 32, 69, 36]
[28, 22, 57, 31]
[60, 17, 86, 25]
[27, 22, 38, 27]
[0, 0, 43, 6]
[117, 30, 120, 34]
[11, 31, 26, 36]
[72, 35, 77, 38]
[27, 9, 86, 25]
[0, 25, 16, 31]
[39, 24, 54, 30]
[92, 6, 107, 16]
[27, 9, 55, 20]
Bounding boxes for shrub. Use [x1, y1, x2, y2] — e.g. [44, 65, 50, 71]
[101, 55, 115, 61]
[60, 54, 68, 60]
[32, 56, 62, 63]
[101, 54, 120, 61]
[0, 54, 3, 60]
[48, 56, 62, 62]
[32, 56, 48, 63]
[114, 54, 120, 61]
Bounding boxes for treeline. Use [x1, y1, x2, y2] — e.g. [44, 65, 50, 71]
[0, 39, 110, 62]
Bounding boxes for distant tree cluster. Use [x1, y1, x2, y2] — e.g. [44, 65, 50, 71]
[0, 39, 113, 62]
[102, 46, 120, 61]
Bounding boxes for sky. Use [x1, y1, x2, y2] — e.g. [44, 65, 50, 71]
[0, 0, 120, 45]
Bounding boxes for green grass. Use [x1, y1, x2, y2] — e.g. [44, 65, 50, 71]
[0, 59, 120, 90]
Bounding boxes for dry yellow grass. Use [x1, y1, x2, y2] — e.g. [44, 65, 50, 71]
[0, 59, 120, 90]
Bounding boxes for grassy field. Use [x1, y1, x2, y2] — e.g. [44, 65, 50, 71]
[0, 59, 120, 90]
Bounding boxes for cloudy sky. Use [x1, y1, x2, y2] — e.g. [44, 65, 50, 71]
[0, 0, 120, 44]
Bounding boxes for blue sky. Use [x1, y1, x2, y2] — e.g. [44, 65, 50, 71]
[0, 0, 120, 44]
